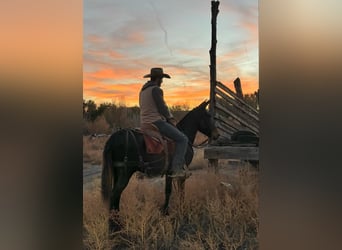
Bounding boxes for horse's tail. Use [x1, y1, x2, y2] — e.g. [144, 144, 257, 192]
[101, 142, 113, 208]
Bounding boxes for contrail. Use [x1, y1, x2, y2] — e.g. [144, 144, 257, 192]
[148, 1, 173, 56]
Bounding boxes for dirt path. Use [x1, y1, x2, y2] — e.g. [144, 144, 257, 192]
[83, 163, 102, 190]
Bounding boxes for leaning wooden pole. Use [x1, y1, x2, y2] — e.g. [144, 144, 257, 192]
[233, 77, 244, 99]
[209, 0, 220, 143]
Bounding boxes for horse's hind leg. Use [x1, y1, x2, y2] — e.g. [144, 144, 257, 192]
[109, 170, 133, 233]
[177, 178, 186, 213]
[162, 175, 173, 215]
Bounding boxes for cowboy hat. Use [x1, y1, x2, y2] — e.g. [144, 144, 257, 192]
[143, 67, 171, 78]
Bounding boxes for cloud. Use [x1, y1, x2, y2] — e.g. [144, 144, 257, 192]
[84, 82, 142, 106]
[163, 84, 210, 107]
[86, 34, 105, 44]
[220, 0, 258, 21]
[219, 0, 258, 43]
[83, 0, 259, 106]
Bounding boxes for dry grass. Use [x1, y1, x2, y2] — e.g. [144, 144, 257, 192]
[84, 116, 112, 135]
[83, 165, 259, 250]
[83, 136, 108, 165]
[83, 182, 110, 250]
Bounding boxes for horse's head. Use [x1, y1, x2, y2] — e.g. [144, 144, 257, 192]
[194, 100, 220, 140]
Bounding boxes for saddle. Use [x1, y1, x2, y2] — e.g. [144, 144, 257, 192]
[139, 123, 175, 155]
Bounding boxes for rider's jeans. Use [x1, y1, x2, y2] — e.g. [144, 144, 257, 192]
[153, 120, 188, 171]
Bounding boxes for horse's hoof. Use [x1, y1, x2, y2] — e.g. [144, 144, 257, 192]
[108, 214, 122, 235]
[161, 207, 169, 216]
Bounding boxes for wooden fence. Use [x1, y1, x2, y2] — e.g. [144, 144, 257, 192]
[211, 79, 259, 141]
[204, 78, 260, 172]
[204, 1, 259, 172]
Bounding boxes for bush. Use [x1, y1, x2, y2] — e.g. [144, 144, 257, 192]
[84, 115, 111, 135]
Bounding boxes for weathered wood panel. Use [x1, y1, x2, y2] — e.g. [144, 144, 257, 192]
[216, 98, 259, 130]
[204, 146, 259, 161]
[216, 81, 259, 116]
[233, 77, 244, 99]
[215, 114, 241, 132]
[216, 122, 236, 135]
[206, 2, 259, 168]
[215, 88, 259, 122]
[216, 102, 259, 135]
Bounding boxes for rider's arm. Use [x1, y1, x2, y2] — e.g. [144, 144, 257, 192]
[152, 87, 174, 122]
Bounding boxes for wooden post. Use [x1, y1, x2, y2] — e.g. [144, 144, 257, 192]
[233, 77, 244, 99]
[209, 1, 220, 173]
[209, 0, 219, 143]
[255, 89, 259, 110]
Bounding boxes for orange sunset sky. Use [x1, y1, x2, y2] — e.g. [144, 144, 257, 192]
[83, 0, 258, 107]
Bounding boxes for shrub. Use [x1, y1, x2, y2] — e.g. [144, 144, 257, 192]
[84, 116, 111, 135]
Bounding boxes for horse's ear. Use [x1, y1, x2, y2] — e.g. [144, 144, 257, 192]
[197, 100, 210, 110]
[200, 100, 209, 109]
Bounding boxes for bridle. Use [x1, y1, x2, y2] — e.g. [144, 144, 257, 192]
[192, 138, 209, 149]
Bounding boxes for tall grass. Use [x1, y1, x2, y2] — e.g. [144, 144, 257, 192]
[83, 165, 258, 250]
[83, 136, 108, 165]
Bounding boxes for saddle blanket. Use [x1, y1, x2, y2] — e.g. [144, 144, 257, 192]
[136, 127, 175, 154]
[143, 134, 175, 154]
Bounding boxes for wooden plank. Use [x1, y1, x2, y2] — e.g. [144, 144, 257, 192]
[216, 81, 259, 115]
[233, 77, 244, 99]
[216, 129, 232, 140]
[215, 88, 259, 122]
[216, 97, 259, 127]
[215, 114, 240, 132]
[216, 102, 259, 135]
[204, 146, 259, 161]
[218, 103, 258, 128]
[216, 81, 259, 116]
[223, 101, 259, 130]
[216, 132, 232, 141]
[216, 96, 259, 130]
[216, 122, 236, 135]
[216, 101, 259, 132]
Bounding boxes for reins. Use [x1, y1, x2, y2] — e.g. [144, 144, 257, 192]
[192, 138, 209, 149]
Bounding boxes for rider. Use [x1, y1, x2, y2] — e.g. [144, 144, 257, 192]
[139, 67, 189, 178]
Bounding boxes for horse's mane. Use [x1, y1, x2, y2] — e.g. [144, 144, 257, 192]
[177, 101, 208, 129]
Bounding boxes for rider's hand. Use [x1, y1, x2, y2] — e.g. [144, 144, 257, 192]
[167, 117, 177, 126]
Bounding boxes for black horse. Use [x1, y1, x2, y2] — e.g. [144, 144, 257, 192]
[101, 101, 219, 232]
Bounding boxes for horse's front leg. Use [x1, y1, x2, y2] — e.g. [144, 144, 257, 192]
[162, 175, 173, 215]
[177, 178, 185, 204]
[176, 177, 187, 215]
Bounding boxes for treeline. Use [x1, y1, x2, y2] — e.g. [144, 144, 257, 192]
[244, 92, 259, 110]
[83, 100, 189, 135]
[83, 93, 258, 135]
